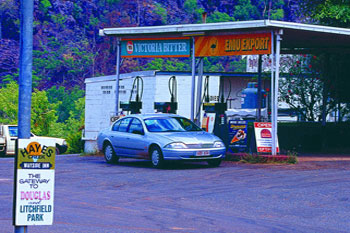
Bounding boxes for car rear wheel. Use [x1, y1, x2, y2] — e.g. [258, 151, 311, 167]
[104, 143, 119, 164]
[0, 148, 5, 157]
[207, 158, 222, 167]
[150, 146, 164, 168]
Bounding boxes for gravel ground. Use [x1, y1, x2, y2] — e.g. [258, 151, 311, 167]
[1, 154, 350, 233]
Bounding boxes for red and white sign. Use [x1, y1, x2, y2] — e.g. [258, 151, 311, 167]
[254, 122, 279, 153]
[126, 41, 134, 54]
[201, 113, 215, 133]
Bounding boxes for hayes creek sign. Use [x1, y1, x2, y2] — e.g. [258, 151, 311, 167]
[13, 139, 56, 226]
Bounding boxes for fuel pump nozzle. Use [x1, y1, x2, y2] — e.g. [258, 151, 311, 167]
[120, 76, 143, 114]
[154, 76, 178, 114]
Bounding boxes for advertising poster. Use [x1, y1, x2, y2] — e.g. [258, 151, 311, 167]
[14, 139, 56, 226]
[254, 122, 279, 153]
[228, 120, 248, 151]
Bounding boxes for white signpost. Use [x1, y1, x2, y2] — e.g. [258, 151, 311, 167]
[13, 139, 56, 226]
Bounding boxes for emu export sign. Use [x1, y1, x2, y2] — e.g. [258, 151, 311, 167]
[195, 33, 271, 57]
[13, 139, 56, 226]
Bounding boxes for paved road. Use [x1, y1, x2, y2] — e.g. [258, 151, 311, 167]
[1, 155, 350, 233]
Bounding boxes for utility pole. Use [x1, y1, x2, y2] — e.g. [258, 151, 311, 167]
[15, 0, 33, 232]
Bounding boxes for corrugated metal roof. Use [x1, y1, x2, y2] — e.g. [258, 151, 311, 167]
[101, 20, 350, 36]
[100, 20, 350, 53]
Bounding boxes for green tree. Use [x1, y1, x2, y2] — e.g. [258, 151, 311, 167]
[47, 86, 84, 123]
[0, 81, 18, 124]
[279, 55, 338, 122]
[154, 3, 167, 24]
[183, 0, 207, 23]
[143, 58, 190, 71]
[39, 0, 52, 15]
[203, 57, 225, 72]
[298, 0, 350, 121]
[0, 82, 60, 133]
[300, 0, 350, 27]
[0, 0, 18, 39]
[31, 90, 59, 136]
[207, 11, 235, 23]
[233, 0, 260, 21]
[33, 38, 94, 88]
[184, 0, 198, 14]
[64, 97, 85, 153]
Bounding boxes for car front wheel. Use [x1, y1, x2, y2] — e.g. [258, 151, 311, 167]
[207, 158, 222, 167]
[104, 143, 119, 164]
[150, 146, 164, 168]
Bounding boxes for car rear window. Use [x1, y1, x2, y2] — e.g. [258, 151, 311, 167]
[118, 118, 132, 132]
[112, 121, 121, 131]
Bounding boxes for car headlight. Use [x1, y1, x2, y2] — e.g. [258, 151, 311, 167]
[213, 141, 225, 148]
[164, 142, 188, 149]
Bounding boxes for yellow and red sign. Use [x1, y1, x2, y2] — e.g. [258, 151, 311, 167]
[195, 33, 271, 57]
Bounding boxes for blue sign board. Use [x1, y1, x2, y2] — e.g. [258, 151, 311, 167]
[121, 38, 191, 58]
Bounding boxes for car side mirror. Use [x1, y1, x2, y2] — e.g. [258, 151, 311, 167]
[132, 130, 144, 135]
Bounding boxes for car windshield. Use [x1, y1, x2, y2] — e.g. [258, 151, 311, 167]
[144, 117, 202, 132]
[7, 126, 34, 137]
[9, 126, 18, 137]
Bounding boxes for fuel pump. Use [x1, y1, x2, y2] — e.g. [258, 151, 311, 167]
[202, 76, 229, 147]
[154, 76, 178, 114]
[120, 76, 143, 114]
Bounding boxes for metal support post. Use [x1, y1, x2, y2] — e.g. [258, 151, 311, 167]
[270, 31, 275, 153]
[115, 38, 121, 115]
[195, 58, 204, 125]
[194, 12, 207, 125]
[257, 55, 262, 121]
[272, 30, 282, 155]
[190, 37, 196, 121]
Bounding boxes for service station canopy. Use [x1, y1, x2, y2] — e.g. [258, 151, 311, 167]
[99, 20, 350, 155]
[100, 20, 350, 55]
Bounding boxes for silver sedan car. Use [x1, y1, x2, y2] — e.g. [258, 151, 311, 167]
[97, 114, 226, 168]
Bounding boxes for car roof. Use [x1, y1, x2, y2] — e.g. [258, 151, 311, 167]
[126, 113, 182, 120]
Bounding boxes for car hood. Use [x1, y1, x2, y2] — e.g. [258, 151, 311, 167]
[153, 131, 221, 145]
[33, 135, 66, 144]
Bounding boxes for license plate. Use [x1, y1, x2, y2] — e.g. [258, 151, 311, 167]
[196, 151, 210, 156]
